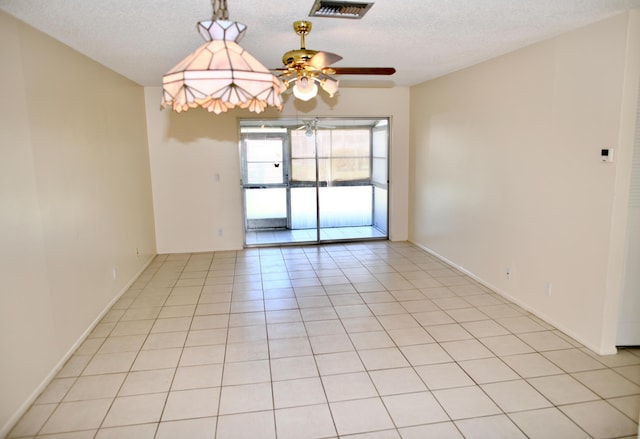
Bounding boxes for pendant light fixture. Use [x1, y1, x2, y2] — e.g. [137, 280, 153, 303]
[161, 0, 284, 114]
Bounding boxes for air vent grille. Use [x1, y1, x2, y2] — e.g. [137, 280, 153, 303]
[309, 1, 374, 19]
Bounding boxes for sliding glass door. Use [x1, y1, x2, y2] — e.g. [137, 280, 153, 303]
[240, 118, 389, 246]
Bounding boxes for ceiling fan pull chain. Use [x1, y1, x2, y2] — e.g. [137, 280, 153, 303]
[211, 0, 229, 20]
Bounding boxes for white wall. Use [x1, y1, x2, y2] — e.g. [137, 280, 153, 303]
[616, 32, 640, 346]
[0, 11, 157, 435]
[409, 11, 640, 355]
[145, 87, 410, 253]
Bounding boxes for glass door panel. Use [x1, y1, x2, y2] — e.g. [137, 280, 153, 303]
[245, 138, 284, 185]
[371, 121, 389, 235]
[316, 128, 381, 241]
[290, 130, 319, 241]
[245, 188, 287, 229]
[290, 187, 317, 229]
[241, 135, 289, 244]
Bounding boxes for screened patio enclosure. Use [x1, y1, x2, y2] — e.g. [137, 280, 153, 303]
[239, 117, 389, 246]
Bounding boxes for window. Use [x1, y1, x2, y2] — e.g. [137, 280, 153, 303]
[291, 129, 371, 183]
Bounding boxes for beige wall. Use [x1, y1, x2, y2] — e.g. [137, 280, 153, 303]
[145, 86, 410, 253]
[0, 11, 156, 435]
[409, 11, 640, 354]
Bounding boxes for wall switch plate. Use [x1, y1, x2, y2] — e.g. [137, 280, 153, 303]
[601, 148, 614, 162]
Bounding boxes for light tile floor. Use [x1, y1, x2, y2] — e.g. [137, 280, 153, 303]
[9, 241, 640, 438]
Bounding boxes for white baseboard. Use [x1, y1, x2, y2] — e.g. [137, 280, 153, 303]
[410, 241, 617, 357]
[0, 254, 156, 439]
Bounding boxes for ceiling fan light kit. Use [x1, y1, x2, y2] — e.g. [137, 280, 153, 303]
[161, 0, 284, 114]
[292, 76, 319, 101]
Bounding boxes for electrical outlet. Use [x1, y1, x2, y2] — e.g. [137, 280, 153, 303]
[545, 281, 552, 297]
[506, 268, 512, 280]
[112, 267, 117, 281]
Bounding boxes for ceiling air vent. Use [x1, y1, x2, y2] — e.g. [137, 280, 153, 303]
[308, 1, 374, 19]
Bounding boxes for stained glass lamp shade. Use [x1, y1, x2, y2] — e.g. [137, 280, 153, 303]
[162, 14, 284, 114]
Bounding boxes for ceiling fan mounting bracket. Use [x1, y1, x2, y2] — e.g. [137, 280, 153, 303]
[294, 21, 311, 52]
[293, 20, 313, 39]
[282, 21, 319, 67]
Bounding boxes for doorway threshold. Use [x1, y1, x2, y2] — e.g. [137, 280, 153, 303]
[245, 225, 386, 247]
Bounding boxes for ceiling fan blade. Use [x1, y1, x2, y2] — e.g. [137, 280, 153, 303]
[327, 67, 396, 75]
[308, 51, 343, 69]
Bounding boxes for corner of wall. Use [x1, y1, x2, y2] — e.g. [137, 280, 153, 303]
[0, 254, 156, 438]
[601, 9, 640, 352]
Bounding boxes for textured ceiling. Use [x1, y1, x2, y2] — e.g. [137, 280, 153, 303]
[1, 0, 639, 87]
